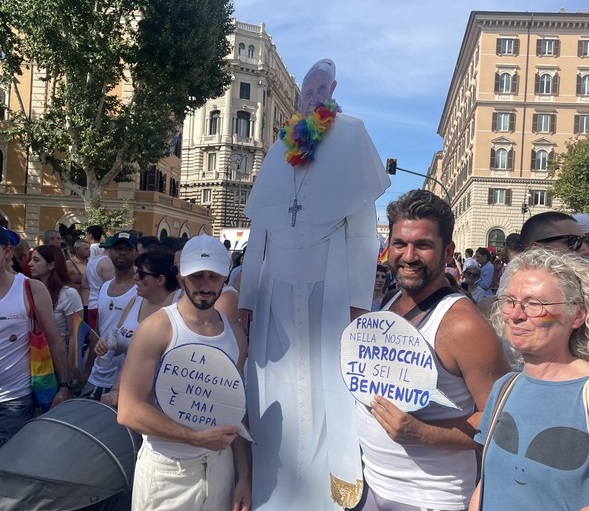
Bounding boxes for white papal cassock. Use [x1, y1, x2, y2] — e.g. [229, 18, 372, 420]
[239, 113, 389, 510]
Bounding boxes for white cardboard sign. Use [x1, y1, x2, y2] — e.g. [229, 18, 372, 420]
[340, 311, 459, 412]
[155, 343, 254, 443]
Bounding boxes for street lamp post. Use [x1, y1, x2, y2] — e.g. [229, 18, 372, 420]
[224, 149, 244, 228]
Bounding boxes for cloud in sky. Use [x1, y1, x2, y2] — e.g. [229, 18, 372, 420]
[233, 0, 586, 221]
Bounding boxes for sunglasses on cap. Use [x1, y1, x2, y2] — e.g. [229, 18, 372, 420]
[534, 234, 589, 251]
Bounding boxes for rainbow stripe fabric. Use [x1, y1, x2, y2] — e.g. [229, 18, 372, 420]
[29, 331, 58, 412]
[72, 313, 93, 372]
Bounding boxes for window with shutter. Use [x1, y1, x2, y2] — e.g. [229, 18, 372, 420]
[505, 189, 512, 206]
[576, 114, 589, 134]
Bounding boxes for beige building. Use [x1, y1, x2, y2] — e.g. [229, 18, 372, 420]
[180, 21, 299, 237]
[0, 65, 212, 245]
[428, 10, 589, 253]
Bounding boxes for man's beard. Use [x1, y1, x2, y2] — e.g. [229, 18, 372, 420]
[395, 257, 446, 293]
[185, 289, 221, 310]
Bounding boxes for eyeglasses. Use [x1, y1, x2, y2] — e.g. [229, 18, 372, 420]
[135, 269, 160, 280]
[497, 295, 573, 318]
[534, 234, 588, 251]
[463, 271, 480, 278]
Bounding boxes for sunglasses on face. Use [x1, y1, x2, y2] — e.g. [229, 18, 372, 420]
[135, 269, 160, 279]
[534, 234, 588, 251]
[464, 272, 479, 277]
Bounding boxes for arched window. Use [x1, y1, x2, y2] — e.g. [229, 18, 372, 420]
[209, 110, 220, 135]
[498, 73, 512, 94]
[494, 148, 508, 169]
[487, 229, 506, 250]
[535, 149, 549, 170]
[238, 43, 245, 56]
[248, 45, 255, 58]
[539, 74, 553, 94]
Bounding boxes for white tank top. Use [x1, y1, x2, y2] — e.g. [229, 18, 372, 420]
[144, 303, 240, 459]
[86, 255, 108, 308]
[357, 293, 477, 510]
[116, 296, 143, 354]
[0, 274, 32, 402]
[88, 279, 137, 388]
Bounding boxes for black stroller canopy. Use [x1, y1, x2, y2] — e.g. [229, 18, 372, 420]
[0, 399, 139, 511]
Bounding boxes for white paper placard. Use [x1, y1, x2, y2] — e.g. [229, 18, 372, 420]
[340, 311, 459, 412]
[154, 343, 254, 443]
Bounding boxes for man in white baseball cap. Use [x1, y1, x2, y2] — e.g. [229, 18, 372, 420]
[118, 234, 250, 511]
[179, 234, 231, 279]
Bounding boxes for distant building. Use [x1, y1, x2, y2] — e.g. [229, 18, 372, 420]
[429, 10, 589, 252]
[180, 20, 299, 237]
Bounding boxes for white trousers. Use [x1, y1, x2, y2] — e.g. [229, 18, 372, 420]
[132, 444, 234, 511]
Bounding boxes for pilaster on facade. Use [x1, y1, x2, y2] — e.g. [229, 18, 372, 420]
[433, 10, 589, 252]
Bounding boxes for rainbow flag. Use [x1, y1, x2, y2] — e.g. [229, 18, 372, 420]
[72, 314, 96, 372]
[378, 245, 389, 265]
[30, 333, 58, 412]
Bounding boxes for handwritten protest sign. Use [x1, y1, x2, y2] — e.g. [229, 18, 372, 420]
[340, 311, 459, 413]
[155, 343, 254, 443]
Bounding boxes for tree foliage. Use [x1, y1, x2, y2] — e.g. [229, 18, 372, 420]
[0, 0, 233, 209]
[548, 135, 589, 213]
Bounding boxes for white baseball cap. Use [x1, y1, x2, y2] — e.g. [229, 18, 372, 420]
[179, 234, 231, 277]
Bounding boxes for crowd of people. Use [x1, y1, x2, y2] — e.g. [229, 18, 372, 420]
[2, 55, 589, 511]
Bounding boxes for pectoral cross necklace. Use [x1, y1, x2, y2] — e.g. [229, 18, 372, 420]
[289, 164, 310, 227]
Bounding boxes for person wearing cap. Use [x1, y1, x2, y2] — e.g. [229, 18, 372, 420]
[118, 234, 251, 511]
[82, 235, 115, 331]
[0, 227, 69, 446]
[79, 231, 137, 398]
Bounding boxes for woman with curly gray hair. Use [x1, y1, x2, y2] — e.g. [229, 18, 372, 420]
[469, 248, 589, 511]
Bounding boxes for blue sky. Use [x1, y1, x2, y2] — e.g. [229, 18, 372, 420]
[233, 0, 586, 223]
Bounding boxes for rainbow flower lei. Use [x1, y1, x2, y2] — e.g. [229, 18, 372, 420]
[279, 100, 341, 167]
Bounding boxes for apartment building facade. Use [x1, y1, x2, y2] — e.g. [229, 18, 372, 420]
[180, 21, 299, 237]
[428, 10, 589, 253]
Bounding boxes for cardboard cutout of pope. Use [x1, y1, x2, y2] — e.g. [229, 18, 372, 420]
[238, 59, 390, 510]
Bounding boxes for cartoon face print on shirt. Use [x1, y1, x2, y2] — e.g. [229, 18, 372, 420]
[492, 411, 589, 485]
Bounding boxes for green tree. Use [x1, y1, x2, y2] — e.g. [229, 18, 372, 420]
[548, 135, 589, 212]
[0, 0, 233, 212]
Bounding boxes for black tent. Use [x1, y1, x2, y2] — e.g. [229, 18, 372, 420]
[0, 399, 140, 511]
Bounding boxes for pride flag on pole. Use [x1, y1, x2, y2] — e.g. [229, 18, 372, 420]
[72, 314, 97, 372]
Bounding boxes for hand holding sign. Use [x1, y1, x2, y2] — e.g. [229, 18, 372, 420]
[340, 311, 459, 413]
[154, 343, 254, 443]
